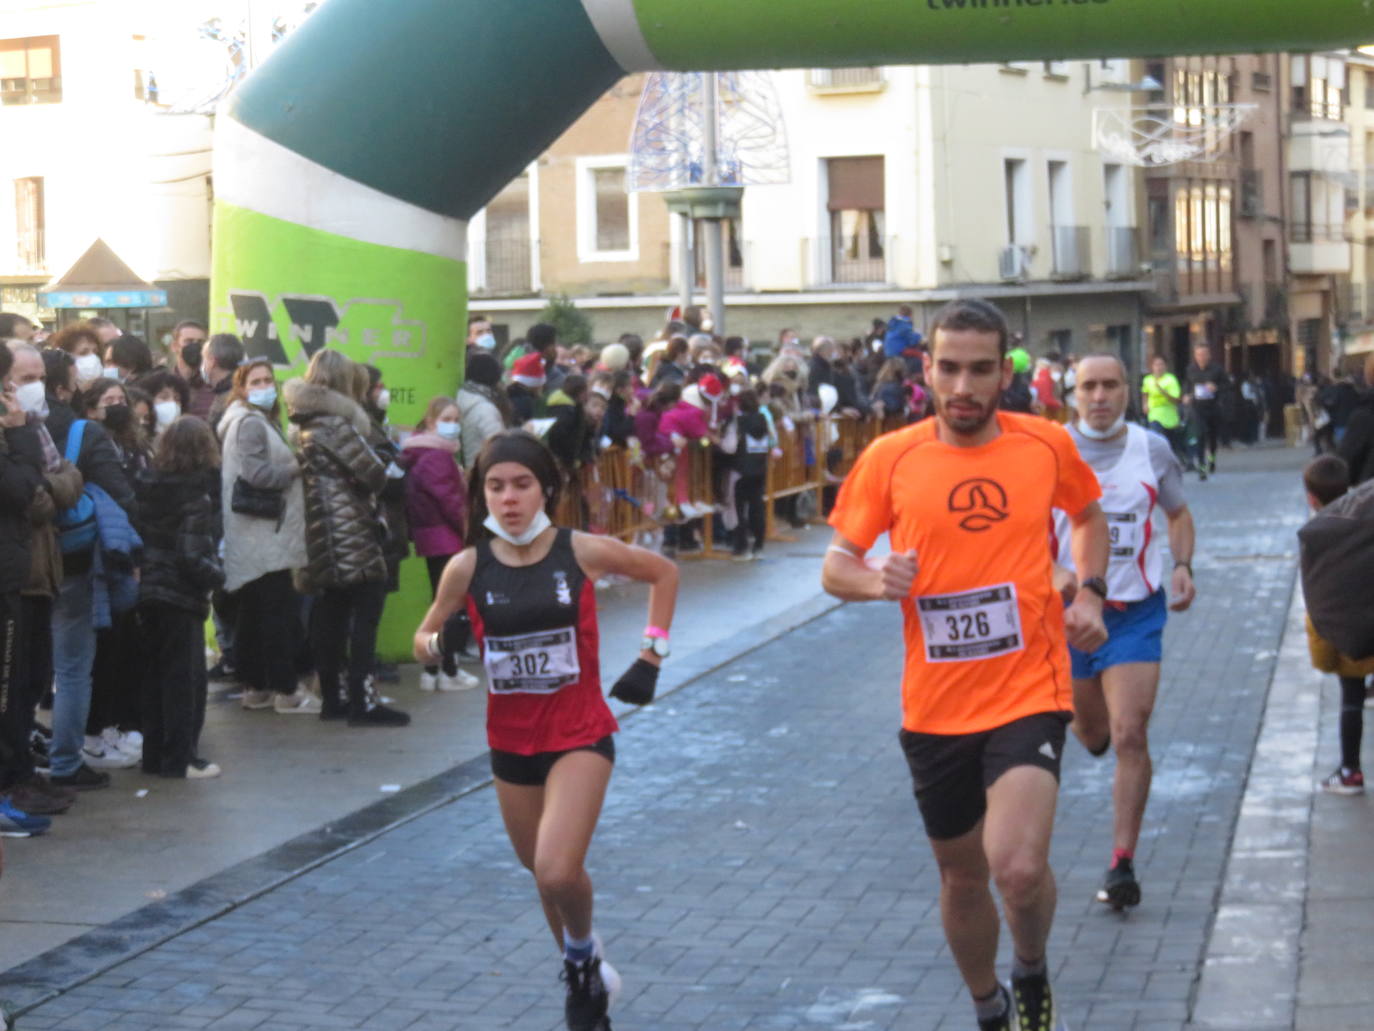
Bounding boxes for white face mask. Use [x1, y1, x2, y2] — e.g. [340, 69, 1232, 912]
[75, 353, 103, 382]
[483, 507, 552, 547]
[729, 382, 743, 396]
[435, 419, 461, 440]
[1077, 414, 1127, 440]
[154, 399, 181, 427]
[474, 333, 496, 350]
[375, 388, 391, 410]
[15, 380, 47, 417]
[103, 365, 123, 381]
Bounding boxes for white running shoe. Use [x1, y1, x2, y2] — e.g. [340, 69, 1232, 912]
[273, 690, 322, 715]
[240, 689, 273, 711]
[418, 671, 439, 693]
[438, 669, 481, 692]
[100, 726, 141, 759]
[82, 735, 138, 769]
[594, 935, 621, 1008]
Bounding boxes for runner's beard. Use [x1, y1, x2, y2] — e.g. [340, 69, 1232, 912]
[936, 390, 1002, 436]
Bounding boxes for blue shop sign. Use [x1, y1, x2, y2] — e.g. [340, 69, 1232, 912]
[38, 289, 168, 309]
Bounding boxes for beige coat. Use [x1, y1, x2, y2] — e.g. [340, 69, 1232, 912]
[219, 400, 308, 593]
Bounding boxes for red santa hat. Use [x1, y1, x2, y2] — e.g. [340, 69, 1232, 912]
[511, 353, 546, 388]
[697, 373, 725, 404]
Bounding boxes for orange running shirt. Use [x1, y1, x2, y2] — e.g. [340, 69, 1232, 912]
[829, 411, 1101, 735]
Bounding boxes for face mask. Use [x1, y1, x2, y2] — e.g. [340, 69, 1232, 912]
[375, 389, 391, 410]
[154, 400, 180, 427]
[435, 419, 461, 440]
[247, 386, 277, 410]
[729, 383, 743, 396]
[103, 365, 124, 381]
[483, 507, 552, 547]
[474, 333, 496, 350]
[15, 380, 47, 417]
[1076, 414, 1127, 440]
[103, 403, 132, 431]
[75, 353, 103, 381]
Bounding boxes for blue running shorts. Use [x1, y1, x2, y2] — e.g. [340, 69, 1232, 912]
[1070, 588, 1167, 679]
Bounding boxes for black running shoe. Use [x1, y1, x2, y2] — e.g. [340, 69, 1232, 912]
[562, 955, 612, 1031]
[1096, 857, 1141, 910]
[1011, 968, 1064, 1031]
[977, 983, 1015, 1030]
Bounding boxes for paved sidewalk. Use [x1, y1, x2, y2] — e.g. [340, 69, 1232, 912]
[3, 444, 1312, 1029]
[0, 524, 840, 975]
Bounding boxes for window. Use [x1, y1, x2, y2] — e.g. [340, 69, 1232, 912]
[1048, 329, 1072, 353]
[1218, 185, 1233, 272]
[0, 36, 61, 105]
[1043, 60, 1070, 78]
[1004, 157, 1030, 245]
[576, 157, 637, 262]
[1293, 53, 1345, 120]
[826, 156, 885, 283]
[693, 217, 744, 288]
[483, 172, 532, 294]
[1174, 188, 1190, 271]
[15, 177, 43, 272]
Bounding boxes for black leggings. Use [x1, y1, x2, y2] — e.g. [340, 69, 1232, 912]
[1339, 675, 1367, 772]
[1193, 401, 1220, 466]
[734, 474, 765, 553]
[310, 581, 387, 711]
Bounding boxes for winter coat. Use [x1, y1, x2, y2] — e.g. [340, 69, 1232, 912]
[507, 383, 540, 425]
[25, 457, 83, 599]
[633, 408, 672, 457]
[398, 432, 466, 557]
[134, 469, 223, 617]
[456, 383, 507, 469]
[218, 400, 307, 593]
[91, 483, 144, 629]
[883, 315, 920, 359]
[284, 379, 389, 591]
[730, 410, 772, 479]
[658, 400, 710, 444]
[44, 398, 136, 576]
[1307, 616, 1374, 678]
[602, 395, 635, 448]
[1338, 395, 1374, 486]
[368, 419, 411, 590]
[0, 423, 44, 596]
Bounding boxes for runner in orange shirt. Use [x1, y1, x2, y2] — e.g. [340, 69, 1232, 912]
[822, 299, 1109, 1031]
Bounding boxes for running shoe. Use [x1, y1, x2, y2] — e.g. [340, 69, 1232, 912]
[239, 689, 274, 711]
[100, 727, 141, 760]
[562, 954, 616, 1031]
[0, 798, 52, 837]
[187, 758, 222, 779]
[49, 763, 111, 791]
[1319, 768, 1364, 795]
[418, 670, 439, 692]
[976, 983, 1016, 1031]
[82, 735, 139, 770]
[273, 690, 322, 715]
[4, 785, 70, 816]
[437, 669, 481, 692]
[1095, 857, 1141, 910]
[1011, 969, 1066, 1031]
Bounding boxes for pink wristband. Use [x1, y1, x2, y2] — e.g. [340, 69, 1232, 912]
[644, 625, 670, 640]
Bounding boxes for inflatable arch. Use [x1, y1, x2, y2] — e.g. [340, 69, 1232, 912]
[209, 0, 1371, 650]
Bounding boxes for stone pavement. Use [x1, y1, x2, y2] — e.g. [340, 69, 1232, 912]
[4, 444, 1334, 1030]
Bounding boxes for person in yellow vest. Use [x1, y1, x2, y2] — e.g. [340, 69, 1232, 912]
[1141, 355, 1186, 465]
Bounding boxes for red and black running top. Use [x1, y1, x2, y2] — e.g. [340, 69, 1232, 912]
[466, 528, 618, 755]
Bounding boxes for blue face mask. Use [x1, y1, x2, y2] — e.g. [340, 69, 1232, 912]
[247, 386, 277, 410]
[103, 365, 123, 382]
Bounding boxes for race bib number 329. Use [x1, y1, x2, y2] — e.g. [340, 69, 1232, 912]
[484, 627, 580, 694]
[917, 583, 1024, 663]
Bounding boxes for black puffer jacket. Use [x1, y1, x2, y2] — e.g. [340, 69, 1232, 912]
[284, 380, 389, 590]
[0, 423, 44, 596]
[1340, 394, 1374, 486]
[135, 469, 224, 616]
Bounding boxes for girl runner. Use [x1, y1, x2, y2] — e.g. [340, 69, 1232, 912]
[412, 430, 678, 1031]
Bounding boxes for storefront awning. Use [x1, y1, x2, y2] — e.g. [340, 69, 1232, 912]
[38, 238, 167, 309]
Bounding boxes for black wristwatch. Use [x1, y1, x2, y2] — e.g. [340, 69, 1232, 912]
[1174, 560, 1193, 576]
[1081, 576, 1109, 600]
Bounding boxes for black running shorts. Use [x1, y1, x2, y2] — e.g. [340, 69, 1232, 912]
[490, 735, 616, 787]
[898, 711, 1071, 841]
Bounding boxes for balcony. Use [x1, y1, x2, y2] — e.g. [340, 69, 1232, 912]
[1050, 225, 1091, 280]
[1288, 125, 1350, 175]
[815, 235, 891, 286]
[1339, 280, 1371, 326]
[1291, 222, 1352, 275]
[1104, 226, 1140, 278]
[1239, 169, 1263, 218]
[471, 238, 534, 296]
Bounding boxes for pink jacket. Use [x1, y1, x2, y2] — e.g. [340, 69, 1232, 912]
[397, 433, 466, 557]
[658, 401, 710, 444]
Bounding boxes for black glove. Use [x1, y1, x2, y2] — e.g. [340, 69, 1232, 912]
[609, 658, 659, 706]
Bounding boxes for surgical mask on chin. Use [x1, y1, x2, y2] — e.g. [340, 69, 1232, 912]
[154, 400, 181, 427]
[247, 386, 277, 410]
[1077, 414, 1127, 440]
[483, 508, 552, 547]
[435, 419, 461, 440]
[75, 353, 103, 382]
[15, 380, 47, 417]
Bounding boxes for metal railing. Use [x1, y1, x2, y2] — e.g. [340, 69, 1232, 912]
[810, 235, 891, 286]
[1239, 169, 1263, 217]
[809, 67, 884, 89]
[1290, 222, 1351, 244]
[1051, 225, 1091, 279]
[473, 238, 533, 295]
[1104, 226, 1139, 278]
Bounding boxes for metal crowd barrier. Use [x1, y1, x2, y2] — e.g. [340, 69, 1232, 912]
[550, 412, 908, 555]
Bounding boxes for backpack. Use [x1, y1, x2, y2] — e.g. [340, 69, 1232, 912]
[1299, 479, 1374, 660]
[55, 420, 98, 554]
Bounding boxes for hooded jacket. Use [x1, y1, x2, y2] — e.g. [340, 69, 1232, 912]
[284, 379, 389, 590]
[456, 382, 507, 470]
[135, 469, 223, 616]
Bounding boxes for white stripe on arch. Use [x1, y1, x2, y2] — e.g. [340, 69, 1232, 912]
[580, 0, 662, 71]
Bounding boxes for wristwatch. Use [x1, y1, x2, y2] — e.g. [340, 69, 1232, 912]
[1081, 576, 1109, 600]
[641, 626, 671, 658]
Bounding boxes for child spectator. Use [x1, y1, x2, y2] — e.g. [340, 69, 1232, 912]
[136, 417, 225, 779]
[729, 389, 772, 561]
[398, 398, 479, 692]
[1303, 454, 1374, 794]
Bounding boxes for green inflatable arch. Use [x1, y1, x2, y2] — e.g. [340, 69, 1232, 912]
[209, 0, 1371, 652]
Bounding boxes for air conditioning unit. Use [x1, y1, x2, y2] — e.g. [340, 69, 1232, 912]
[999, 244, 1029, 281]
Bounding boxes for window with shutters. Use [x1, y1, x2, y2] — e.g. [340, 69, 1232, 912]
[1, 36, 61, 105]
[825, 156, 885, 284]
[15, 177, 44, 272]
[576, 156, 638, 262]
